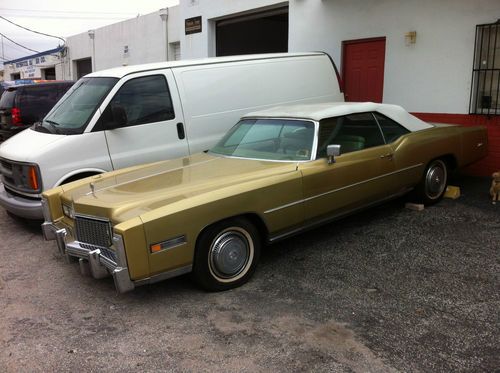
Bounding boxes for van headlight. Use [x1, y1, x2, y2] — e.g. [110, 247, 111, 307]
[10, 162, 42, 193]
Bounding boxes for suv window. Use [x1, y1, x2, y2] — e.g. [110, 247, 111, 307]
[374, 112, 409, 143]
[20, 85, 59, 116]
[96, 75, 174, 130]
[317, 113, 385, 157]
[0, 88, 17, 108]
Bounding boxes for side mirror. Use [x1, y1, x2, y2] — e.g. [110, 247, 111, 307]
[108, 103, 127, 129]
[327, 144, 341, 164]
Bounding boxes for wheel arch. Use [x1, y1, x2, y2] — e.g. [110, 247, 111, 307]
[194, 212, 270, 252]
[54, 168, 107, 186]
[438, 153, 458, 172]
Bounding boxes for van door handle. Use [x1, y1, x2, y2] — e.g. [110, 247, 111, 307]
[176, 122, 185, 140]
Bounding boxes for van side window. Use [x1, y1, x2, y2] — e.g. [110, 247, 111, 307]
[95, 75, 174, 130]
[374, 113, 410, 143]
[316, 113, 385, 157]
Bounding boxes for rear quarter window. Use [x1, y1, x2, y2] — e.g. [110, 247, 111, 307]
[0, 89, 17, 109]
[374, 113, 410, 143]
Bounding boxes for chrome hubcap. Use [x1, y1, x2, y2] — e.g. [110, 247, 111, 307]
[210, 230, 250, 279]
[425, 161, 446, 199]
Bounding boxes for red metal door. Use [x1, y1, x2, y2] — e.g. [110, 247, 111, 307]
[342, 38, 386, 103]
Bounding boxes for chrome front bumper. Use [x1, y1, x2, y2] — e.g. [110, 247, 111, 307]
[0, 183, 43, 219]
[42, 221, 135, 293]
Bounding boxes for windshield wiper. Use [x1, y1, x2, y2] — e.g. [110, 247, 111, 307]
[45, 119, 61, 126]
[39, 120, 61, 134]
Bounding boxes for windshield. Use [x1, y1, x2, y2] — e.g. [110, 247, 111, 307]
[35, 77, 118, 135]
[210, 119, 315, 161]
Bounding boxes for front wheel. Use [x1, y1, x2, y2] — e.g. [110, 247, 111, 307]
[415, 159, 448, 205]
[192, 218, 261, 291]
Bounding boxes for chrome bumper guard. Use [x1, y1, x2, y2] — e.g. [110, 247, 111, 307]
[42, 221, 135, 293]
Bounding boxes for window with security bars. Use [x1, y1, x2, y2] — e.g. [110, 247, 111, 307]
[469, 20, 500, 115]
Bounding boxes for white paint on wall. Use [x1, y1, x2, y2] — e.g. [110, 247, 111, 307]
[60, 0, 500, 115]
[289, 0, 500, 114]
[63, 6, 181, 80]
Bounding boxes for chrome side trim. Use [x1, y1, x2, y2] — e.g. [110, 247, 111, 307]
[264, 199, 305, 214]
[264, 163, 423, 214]
[152, 235, 187, 253]
[134, 265, 192, 287]
[268, 186, 413, 243]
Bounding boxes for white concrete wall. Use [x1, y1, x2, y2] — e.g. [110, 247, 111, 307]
[63, 6, 180, 80]
[179, 0, 287, 59]
[289, 0, 500, 114]
[60, 0, 500, 114]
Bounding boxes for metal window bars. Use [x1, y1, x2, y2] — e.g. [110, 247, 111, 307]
[469, 20, 500, 115]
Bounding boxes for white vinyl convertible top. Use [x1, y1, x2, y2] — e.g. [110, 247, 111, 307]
[244, 102, 434, 132]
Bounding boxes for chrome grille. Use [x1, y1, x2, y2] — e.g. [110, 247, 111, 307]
[75, 216, 113, 248]
[100, 247, 118, 263]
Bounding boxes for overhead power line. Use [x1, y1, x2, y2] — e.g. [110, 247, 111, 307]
[0, 15, 65, 45]
[0, 32, 39, 54]
[0, 8, 137, 16]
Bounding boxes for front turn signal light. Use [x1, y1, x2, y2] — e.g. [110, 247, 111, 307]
[28, 166, 39, 191]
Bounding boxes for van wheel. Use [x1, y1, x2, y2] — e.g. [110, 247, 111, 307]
[193, 218, 260, 291]
[415, 159, 448, 205]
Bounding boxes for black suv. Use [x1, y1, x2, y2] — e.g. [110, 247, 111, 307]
[0, 81, 74, 140]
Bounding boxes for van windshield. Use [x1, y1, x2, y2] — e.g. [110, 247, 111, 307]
[34, 77, 118, 135]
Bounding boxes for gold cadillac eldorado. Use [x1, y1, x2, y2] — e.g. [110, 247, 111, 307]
[42, 102, 488, 293]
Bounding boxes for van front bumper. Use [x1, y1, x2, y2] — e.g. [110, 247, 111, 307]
[42, 221, 135, 293]
[0, 183, 43, 219]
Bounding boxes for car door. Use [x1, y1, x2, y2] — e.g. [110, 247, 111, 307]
[92, 70, 188, 170]
[299, 113, 396, 222]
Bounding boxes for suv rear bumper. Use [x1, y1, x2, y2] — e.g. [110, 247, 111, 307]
[0, 183, 43, 219]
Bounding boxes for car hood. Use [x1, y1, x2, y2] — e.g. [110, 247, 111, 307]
[0, 128, 66, 162]
[62, 152, 299, 222]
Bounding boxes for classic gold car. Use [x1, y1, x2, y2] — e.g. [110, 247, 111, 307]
[42, 103, 488, 293]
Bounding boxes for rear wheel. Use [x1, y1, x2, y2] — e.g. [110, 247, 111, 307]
[415, 159, 448, 205]
[193, 218, 260, 291]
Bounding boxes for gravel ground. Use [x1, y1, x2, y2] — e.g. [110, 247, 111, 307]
[0, 175, 498, 372]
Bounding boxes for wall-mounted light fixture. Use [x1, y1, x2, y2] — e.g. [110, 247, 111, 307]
[405, 31, 417, 46]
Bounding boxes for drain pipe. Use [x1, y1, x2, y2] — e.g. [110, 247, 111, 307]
[159, 8, 169, 61]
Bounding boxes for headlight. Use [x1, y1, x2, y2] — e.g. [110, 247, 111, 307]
[7, 162, 42, 193]
[62, 203, 75, 219]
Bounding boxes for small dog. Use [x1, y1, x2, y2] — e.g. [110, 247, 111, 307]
[490, 171, 500, 204]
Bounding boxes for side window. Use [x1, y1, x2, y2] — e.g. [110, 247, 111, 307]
[95, 75, 174, 130]
[374, 113, 409, 143]
[316, 113, 385, 157]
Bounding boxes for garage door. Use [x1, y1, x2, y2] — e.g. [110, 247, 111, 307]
[216, 7, 288, 57]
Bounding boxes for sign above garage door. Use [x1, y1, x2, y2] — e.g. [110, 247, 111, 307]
[185, 16, 202, 35]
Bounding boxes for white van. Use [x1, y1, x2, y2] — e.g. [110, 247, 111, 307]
[0, 52, 343, 219]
